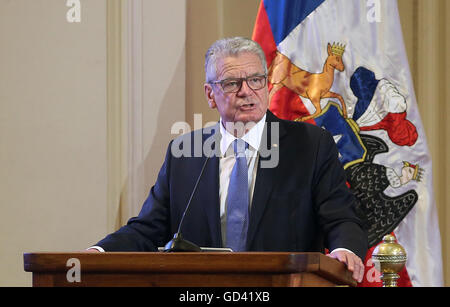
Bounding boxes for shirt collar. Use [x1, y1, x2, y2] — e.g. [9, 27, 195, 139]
[219, 114, 266, 156]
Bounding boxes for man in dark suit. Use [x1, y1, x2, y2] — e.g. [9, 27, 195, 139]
[89, 37, 367, 282]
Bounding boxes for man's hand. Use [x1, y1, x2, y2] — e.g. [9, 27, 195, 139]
[327, 250, 364, 283]
[83, 248, 101, 253]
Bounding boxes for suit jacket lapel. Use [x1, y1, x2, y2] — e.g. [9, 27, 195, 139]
[247, 111, 287, 248]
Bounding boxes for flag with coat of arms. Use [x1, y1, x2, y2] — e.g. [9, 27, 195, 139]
[252, 0, 443, 286]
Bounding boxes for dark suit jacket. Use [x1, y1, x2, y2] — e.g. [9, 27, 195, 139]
[96, 111, 368, 260]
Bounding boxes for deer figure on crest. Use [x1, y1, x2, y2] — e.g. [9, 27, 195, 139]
[268, 43, 348, 121]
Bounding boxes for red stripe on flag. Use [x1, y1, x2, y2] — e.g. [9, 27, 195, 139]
[252, 1, 278, 68]
[268, 86, 312, 122]
[252, 2, 314, 125]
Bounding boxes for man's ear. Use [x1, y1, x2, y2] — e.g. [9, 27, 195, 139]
[204, 83, 217, 109]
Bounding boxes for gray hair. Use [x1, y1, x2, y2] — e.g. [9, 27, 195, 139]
[204, 37, 267, 83]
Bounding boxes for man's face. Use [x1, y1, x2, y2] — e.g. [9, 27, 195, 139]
[204, 52, 269, 126]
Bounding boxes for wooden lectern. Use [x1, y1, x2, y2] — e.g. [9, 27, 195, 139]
[23, 252, 356, 287]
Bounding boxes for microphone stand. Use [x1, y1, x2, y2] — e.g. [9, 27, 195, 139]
[163, 157, 210, 252]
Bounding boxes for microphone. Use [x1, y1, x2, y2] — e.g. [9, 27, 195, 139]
[163, 156, 211, 252]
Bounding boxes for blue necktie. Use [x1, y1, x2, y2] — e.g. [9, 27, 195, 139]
[226, 139, 249, 252]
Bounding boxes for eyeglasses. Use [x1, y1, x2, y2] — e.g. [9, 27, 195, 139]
[209, 75, 267, 93]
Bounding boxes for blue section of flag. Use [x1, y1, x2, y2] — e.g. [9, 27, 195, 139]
[350, 67, 380, 121]
[263, 0, 324, 45]
[314, 104, 365, 167]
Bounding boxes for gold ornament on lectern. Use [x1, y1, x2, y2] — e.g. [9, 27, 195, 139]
[371, 234, 407, 287]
